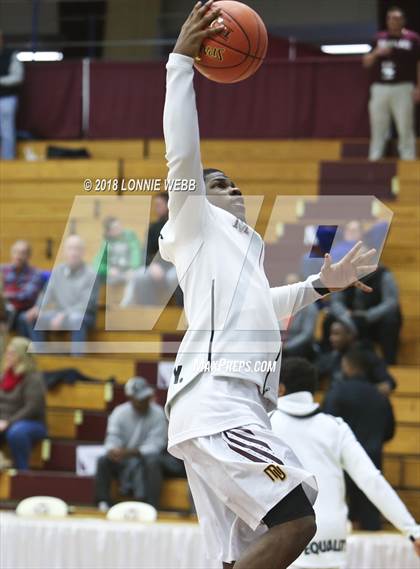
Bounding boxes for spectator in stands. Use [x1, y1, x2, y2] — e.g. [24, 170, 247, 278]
[18, 235, 99, 354]
[95, 376, 167, 512]
[0, 30, 24, 160]
[0, 279, 7, 359]
[94, 217, 142, 286]
[271, 357, 420, 569]
[0, 337, 46, 470]
[281, 273, 318, 360]
[328, 264, 402, 364]
[363, 6, 420, 161]
[318, 319, 396, 395]
[146, 193, 170, 266]
[323, 347, 395, 530]
[121, 193, 181, 307]
[0, 240, 44, 330]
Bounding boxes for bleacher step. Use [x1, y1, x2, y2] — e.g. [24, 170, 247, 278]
[0, 471, 190, 511]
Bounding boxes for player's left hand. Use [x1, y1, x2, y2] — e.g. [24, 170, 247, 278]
[413, 86, 420, 104]
[320, 241, 377, 293]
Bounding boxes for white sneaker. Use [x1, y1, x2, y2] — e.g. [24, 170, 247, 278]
[98, 501, 110, 513]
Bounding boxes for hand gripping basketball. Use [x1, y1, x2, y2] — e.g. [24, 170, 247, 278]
[194, 1, 268, 83]
[173, 1, 225, 60]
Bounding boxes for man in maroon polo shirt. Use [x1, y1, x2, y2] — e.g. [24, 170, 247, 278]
[363, 6, 420, 161]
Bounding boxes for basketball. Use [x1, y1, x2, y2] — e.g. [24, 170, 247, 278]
[194, 1, 268, 84]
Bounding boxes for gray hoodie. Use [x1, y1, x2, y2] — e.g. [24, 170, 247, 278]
[104, 401, 167, 456]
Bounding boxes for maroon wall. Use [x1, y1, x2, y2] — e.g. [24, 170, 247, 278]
[17, 57, 371, 140]
[18, 61, 83, 139]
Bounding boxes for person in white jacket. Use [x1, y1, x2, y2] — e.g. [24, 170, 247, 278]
[160, 3, 377, 568]
[270, 357, 420, 569]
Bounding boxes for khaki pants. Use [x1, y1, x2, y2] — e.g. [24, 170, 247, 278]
[368, 82, 416, 161]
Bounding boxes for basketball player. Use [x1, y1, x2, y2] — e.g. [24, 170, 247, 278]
[159, 2, 377, 568]
[270, 358, 420, 569]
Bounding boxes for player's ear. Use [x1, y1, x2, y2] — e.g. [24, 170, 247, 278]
[278, 383, 286, 397]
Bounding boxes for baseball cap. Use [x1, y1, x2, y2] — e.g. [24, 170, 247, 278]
[124, 377, 154, 401]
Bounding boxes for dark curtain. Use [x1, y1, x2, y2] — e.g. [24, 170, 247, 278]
[88, 61, 166, 138]
[196, 60, 296, 138]
[17, 62, 82, 139]
[195, 57, 371, 138]
[17, 57, 374, 140]
[312, 60, 370, 137]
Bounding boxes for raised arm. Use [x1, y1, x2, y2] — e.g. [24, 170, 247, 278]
[164, 53, 204, 217]
[270, 275, 322, 319]
[163, 2, 223, 221]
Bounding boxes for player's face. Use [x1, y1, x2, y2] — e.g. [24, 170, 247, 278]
[130, 397, 150, 414]
[11, 242, 30, 268]
[154, 196, 168, 219]
[330, 322, 353, 352]
[4, 345, 19, 370]
[64, 239, 84, 268]
[205, 172, 246, 222]
[387, 11, 405, 34]
[107, 220, 123, 238]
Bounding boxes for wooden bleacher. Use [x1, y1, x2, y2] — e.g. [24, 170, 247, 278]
[47, 409, 80, 439]
[0, 138, 419, 515]
[37, 355, 136, 383]
[17, 138, 342, 162]
[46, 382, 113, 411]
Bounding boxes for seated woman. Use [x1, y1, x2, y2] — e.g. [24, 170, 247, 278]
[0, 337, 47, 469]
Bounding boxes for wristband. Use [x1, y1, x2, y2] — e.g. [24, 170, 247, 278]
[312, 278, 331, 297]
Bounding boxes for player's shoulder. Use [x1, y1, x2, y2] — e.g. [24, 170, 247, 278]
[319, 412, 347, 429]
[405, 29, 420, 41]
[319, 414, 357, 450]
[271, 408, 344, 430]
[324, 415, 357, 446]
[111, 401, 131, 417]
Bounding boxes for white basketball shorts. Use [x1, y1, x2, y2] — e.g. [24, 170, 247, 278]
[174, 424, 318, 565]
